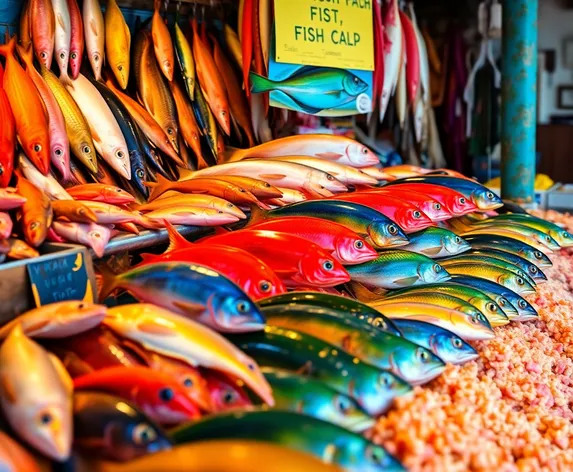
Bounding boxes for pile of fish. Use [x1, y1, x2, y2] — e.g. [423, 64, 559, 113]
[1, 165, 571, 470]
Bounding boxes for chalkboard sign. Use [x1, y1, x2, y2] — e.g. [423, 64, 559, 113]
[27, 252, 94, 306]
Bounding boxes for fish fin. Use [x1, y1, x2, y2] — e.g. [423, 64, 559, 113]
[49, 353, 73, 394]
[139, 253, 155, 264]
[97, 263, 118, 300]
[172, 300, 206, 317]
[0, 374, 16, 404]
[340, 334, 354, 352]
[270, 90, 324, 114]
[394, 276, 421, 286]
[136, 320, 177, 336]
[295, 360, 314, 376]
[315, 152, 344, 160]
[147, 174, 172, 201]
[119, 338, 153, 365]
[422, 246, 443, 257]
[301, 188, 327, 199]
[164, 220, 193, 252]
[177, 167, 195, 179]
[89, 19, 98, 36]
[56, 13, 66, 31]
[0, 35, 15, 58]
[258, 174, 287, 180]
[249, 72, 275, 94]
[246, 204, 269, 226]
[346, 281, 383, 302]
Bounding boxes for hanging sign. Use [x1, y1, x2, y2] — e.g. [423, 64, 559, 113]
[27, 251, 94, 306]
[273, 0, 375, 71]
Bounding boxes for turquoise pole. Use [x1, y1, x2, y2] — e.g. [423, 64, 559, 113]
[500, 0, 538, 203]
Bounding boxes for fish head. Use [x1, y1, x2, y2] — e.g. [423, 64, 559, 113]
[494, 296, 518, 318]
[538, 232, 560, 251]
[361, 443, 404, 472]
[111, 146, 131, 179]
[443, 233, 471, 255]
[25, 133, 51, 174]
[471, 188, 503, 210]
[231, 351, 274, 406]
[23, 402, 73, 461]
[85, 224, 111, 258]
[475, 297, 505, 321]
[429, 331, 478, 364]
[106, 418, 172, 461]
[328, 393, 374, 432]
[418, 261, 450, 284]
[390, 343, 445, 385]
[204, 371, 252, 412]
[367, 220, 409, 248]
[138, 380, 201, 424]
[345, 143, 379, 167]
[213, 294, 266, 332]
[113, 63, 129, 89]
[242, 268, 287, 301]
[25, 217, 48, 247]
[318, 171, 347, 193]
[298, 252, 350, 287]
[35, 45, 53, 69]
[357, 369, 411, 416]
[102, 186, 135, 204]
[89, 52, 103, 80]
[449, 194, 477, 215]
[342, 73, 369, 96]
[551, 228, 573, 247]
[511, 296, 538, 319]
[399, 208, 432, 232]
[164, 125, 179, 152]
[50, 140, 69, 173]
[78, 141, 97, 173]
[55, 48, 69, 70]
[452, 310, 494, 341]
[9, 239, 38, 258]
[334, 234, 378, 264]
[220, 202, 246, 219]
[420, 200, 451, 221]
[69, 49, 82, 79]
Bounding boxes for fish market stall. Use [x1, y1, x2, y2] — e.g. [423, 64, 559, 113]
[0, 0, 572, 471]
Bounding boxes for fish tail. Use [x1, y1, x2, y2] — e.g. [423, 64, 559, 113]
[15, 41, 33, 65]
[245, 203, 269, 226]
[221, 146, 247, 163]
[0, 34, 15, 57]
[97, 263, 119, 300]
[154, 0, 161, 11]
[346, 281, 386, 302]
[250, 72, 275, 94]
[146, 174, 172, 201]
[164, 220, 193, 252]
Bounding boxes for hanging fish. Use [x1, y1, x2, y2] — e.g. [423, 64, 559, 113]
[64, 74, 131, 179]
[0, 37, 50, 175]
[105, 0, 131, 89]
[19, 0, 33, 49]
[41, 64, 98, 174]
[193, 84, 219, 160]
[223, 24, 242, 70]
[399, 10, 420, 106]
[151, 0, 175, 81]
[380, 0, 403, 121]
[191, 20, 231, 135]
[241, 0, 253, 97]
[82, 0, 105, 80]
[66, 0, 83, 79]
[18, 44, 71, 180]
[0, 64, 15, 188]
[51, 0, 71, 80]
[30, 0, 55, 68]
[17, 174, 53, 247]
[174, 21, 196, 99]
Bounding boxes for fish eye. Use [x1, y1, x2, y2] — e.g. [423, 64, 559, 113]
[564, 231, 572, 240]
[93, 233, 101, 238]
[323, 260, 334, 271]
[132, 423, 157, 444]
[354, 240, 364, 249]
[60, 52, 66, 59]
[470, 316, 479, 325]
[486, 302, 497, 313]
[416, 348, 430, 363]
[455, 236, 462, 243]
[78, 303, 85, 309]
[71, 52, 77, 59]
[326, 174, 335, 181]
[459, 197, 466, 204]
[413, 210, 422, 219]
[221, 111, 226, 116]
[223, 389, 237, 404]
[118, 65, 123, 71]
[433, 264, 442, 273]
[159, 387, 174, 402]
[39, 412, 53, 425]
[167, 128, 174, 135]
[361, 148, 368, 154]
[136, 169, 145, 178]
[433, 203, 441, 210]
[94, 54, 100, 62]
[116, 150, 125, 159]
[55, 149, 63, 156]
[498, 298, 507, 307]
[33, 143, 42, 152]
[236, 301, 250, 313]
[388, 225, 398, 235]
[259, 280, 271, 293]
[486, 192, 495, 200]
[183, 377, 193, 387]
[529, 266, 538, 274]
[518, 299, 527, 309]
[452, 338, 463, 349]
[30, 222, 39, 230]
[334, 395, 351, 414]
[371, 317, 387, 330]
[533, 251, 543, 259]
[116, 188, 123, 192]
[239, 189, 246, 193]
[247, 362, 256, 371]
[82, 145, 91, 154]
[365, 446, 385, 465]
[516, 277, 525, 286]
[477, 314, 487, 323]
[227, 203, 234, 208]
[379, 372, 394, 388]
[40, 51, 47, 59]
[217, 210, 223, 214]
[353, 76, 360, 83]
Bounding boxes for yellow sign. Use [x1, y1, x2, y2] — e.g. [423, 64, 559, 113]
[274, 0, 375, 71]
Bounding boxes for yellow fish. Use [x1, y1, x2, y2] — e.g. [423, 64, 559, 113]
[105, 0, 131, 89]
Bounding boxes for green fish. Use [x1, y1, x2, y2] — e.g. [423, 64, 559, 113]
[467, 213, 573, 247]
[171, 409, 405, 472]
[174, 21, 196, 100]
[261, 304, 445, 385]
[226, 325, 412, 416]
[439, 255, 537, 288]
[463, 234, 553, 268]
[250, 67, 369, 115]
[383, 283, 510, 327]
[262, 368, 374, 433]
[459, 249, 546, 283]
[192, 85, 218, 160]
[400, 227, 471, 258]
[257, 292, 402, 337]
[345, 250, 451, 289]
[461, 223, 560, 252]
[390, 319, 479, 365]
[450, 275, 538, 321]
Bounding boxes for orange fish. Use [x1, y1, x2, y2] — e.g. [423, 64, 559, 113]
[170, 81, 209, 169]
[151, 0, 175, 81]
[0, 63, 15, 188]
[191, 20, 231, 136]
[0, 37, 51, 175]
[19, 0, 33, 49]
[16, 174, 53, 247]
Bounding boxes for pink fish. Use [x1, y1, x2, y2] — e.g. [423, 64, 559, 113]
[52, 221, 111, 257]
[66, 0, 84, 79]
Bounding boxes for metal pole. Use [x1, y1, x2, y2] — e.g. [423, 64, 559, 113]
[500, 0, 538, 204]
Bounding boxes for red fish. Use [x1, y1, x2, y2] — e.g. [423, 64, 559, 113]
[383, 183, 478, 216]
[247, 216, 378, 265]
[137, 222, 286, 300]
[242, 0, 253, 98]
[66, 0, 84, 79]
[0, 37, 50, 175]
[202, 369, 252, 412]
[330, 192, 433, 233]
[399, 10, 420, 104]
[0, 63, 15, 188]
[74, 366, 201, 425]
[371, 188, 452, 222]
[67, 183, 135, 204]
[199, 229, 351, 288]
[372, 0, 385, 109]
